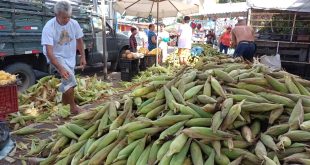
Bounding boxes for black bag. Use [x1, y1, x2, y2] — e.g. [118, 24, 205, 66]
[0, 121, 10, 150]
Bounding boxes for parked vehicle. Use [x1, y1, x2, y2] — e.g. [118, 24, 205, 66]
[0, 0, 129, 91]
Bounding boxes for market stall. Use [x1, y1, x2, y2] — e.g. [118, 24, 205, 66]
[247, 0, 310, 79]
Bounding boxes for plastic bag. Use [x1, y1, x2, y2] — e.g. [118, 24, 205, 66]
[0, 121, 10, 150]
[260, 54, 281, 71]
[191, 46, 204, 57]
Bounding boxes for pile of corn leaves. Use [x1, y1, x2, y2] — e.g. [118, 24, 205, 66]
[14, 75, 115, 122]
[14, 54, 310, 165]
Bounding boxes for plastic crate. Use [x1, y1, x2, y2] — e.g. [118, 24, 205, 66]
[121, 72, 133, 82]
[145, 56, 156, 67]
[120, 59, 139, 75]
[0, 84, 18, 116]
[139, 58, 147, 71]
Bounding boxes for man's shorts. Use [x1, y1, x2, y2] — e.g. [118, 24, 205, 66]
[234, 41, 256, 62]
[178, 48, 190, 58]
[53, 58, 77, 93]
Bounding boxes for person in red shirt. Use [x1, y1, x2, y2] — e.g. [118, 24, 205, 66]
[129, 27, 138, 52]
[219, 27, 232, 54]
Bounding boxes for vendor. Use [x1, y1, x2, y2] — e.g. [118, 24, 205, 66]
[41, 0, 86, 114]
[148, 24, 157, 51]
[231, 18, 256, 62]
[177, 16, 193, 65]
[158, 24, 170, 62]
[129, 27, 138, 52]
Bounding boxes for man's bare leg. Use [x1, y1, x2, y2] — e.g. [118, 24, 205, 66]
[62, 87, 84, 114]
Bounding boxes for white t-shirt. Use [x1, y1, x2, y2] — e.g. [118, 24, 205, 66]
[158, 31, 170, 48]
[41, 17, 84, 68]
[178, 23, 192, 49]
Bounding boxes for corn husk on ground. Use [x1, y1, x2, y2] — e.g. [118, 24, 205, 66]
[22, 55, 310, 165]
[11, 75, 115, 124]
[0, 70, 16, 86]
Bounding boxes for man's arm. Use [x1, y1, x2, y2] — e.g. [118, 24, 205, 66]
[77, 38, 86, 69]
[46, 45, 69, 79]
[151, 35, 156, 44]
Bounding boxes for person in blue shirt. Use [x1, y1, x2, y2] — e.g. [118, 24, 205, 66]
[148, 24, 157, 51]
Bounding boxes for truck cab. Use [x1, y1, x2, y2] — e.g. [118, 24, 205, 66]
[0, 0, 129, 91]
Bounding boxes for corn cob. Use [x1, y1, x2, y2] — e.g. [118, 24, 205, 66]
[211, 76, 226, 98]
[127, 136, 147, 165]
[164, 86, 176, 110]
[182, 127, 235, 141]
[152, 114, 192, 127]
[136, 143, 151, 165]
[260, 133, 278, 151]
[288, 99, 304, 130]
[254, 140, 267, 159]
[116, 139, 140, 161]
[214, 69, 235, 83]
[167, 133, 188, 156]
[203, 77, 212, 96]
[158, 121, 185, 142]
[190, 141, 204, 165]
[170, 139, 191, 165]
[221, 100, 244, 130]
[204, 149, 215, 165]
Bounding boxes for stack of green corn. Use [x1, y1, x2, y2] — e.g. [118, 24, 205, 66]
[27, 55, 310, 165]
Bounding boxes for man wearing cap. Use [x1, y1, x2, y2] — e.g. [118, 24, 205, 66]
[231, 18, 256, 62]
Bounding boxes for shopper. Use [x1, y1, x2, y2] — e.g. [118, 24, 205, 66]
[219, 27, 232, 54]
[41, 0, 86, 114]
[137, 27, 148, 48]
[177, 16, 193, 65]
[158, 24, 170, 62]
[231, 18, 256, 62]
[206, 30, 215, 45]
[129, 27, 138, 52]
[148, 24, 157, 51]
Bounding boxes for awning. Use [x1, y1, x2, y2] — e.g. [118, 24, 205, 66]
[247, 0, 310, 13]
[191, 2, 248, 17]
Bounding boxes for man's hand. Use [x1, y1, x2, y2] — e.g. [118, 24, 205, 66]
[59, 67, 70, 80]
[80, 56, 87, 70]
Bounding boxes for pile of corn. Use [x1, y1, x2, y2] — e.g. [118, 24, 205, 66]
[0, 70, 16, 86]
[22, 55, 310, 165]
[148, 48, 162, 56]
[165, 45, 223, 66]
[14, 75, 114, 122]
[193, 44, 222, 56]
[138, 47, 149, 54]
[119, 65, 175, 88]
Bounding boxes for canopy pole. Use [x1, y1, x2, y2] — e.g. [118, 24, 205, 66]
[102, 0, 108, 80]
[290, 13, 297, 42]
[156, 1, 159, 66]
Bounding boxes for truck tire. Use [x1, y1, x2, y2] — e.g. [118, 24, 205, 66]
[5, 63, 36, 92]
